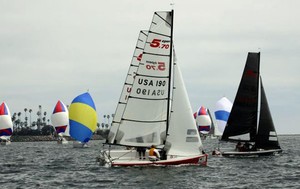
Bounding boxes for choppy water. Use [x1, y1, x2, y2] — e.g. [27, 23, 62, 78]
[0, 135, 299, 189]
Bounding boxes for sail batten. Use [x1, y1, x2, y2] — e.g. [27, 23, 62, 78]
[147, 32, 171, 38]
[135, 73, 169, 78]
[141, 52, 170, 57]
[121, 119, 166, 123]
[129, 96, 168, 101]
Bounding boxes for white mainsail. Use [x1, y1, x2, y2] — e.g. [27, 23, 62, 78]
[114, 12, 172, 147]
[107, 30, 148, 144]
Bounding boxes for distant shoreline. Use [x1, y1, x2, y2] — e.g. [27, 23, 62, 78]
[11, 135, 105, 142]
[10, 134, 297, 142]
[278, 134, 300, 136]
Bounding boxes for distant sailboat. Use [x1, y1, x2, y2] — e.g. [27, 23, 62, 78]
[0, 102, 13, 145]
[98, 10, 208, 167]
[69, 92, 97, 148]
[214, 97, 232, 137]
[51, 100, 69, 144]
[220, 52, 282, 157]
[195, 106, 212, 138]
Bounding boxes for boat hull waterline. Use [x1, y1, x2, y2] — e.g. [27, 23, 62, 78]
[222, 149, 282, 157]
[98, 150, 208, 167]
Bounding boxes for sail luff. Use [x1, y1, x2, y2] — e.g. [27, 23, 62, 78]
[165, 10, 174, 141]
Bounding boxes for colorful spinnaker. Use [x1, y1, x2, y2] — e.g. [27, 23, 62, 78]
[214, 97, 232, 135]
[69, 92, 97, 143]
[195, 106, 212, 135]
[51, 100, 69, 136]
[0, 102, 13, 142]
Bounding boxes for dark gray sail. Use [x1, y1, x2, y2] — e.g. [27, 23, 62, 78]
[221, 52, 260, 142]
[255, 78, 281, 149]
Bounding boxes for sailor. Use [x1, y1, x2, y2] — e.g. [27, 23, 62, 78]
[148, 145, 160, 161]
[243, 142, 253, 151]
[212, 149, 221, 156]
[137, 147, 146, 160]
[235, 142, 243, 152]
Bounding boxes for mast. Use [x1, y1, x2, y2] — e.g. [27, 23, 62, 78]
[252, 52, 260, 141]
[165, 9, 174, 141]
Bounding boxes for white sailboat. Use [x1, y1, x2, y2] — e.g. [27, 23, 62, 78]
[0, 102, 13, 145]
[98, 10, 208, 167]
[51, 100, 69, 144]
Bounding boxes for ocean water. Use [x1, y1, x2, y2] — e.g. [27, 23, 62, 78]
[0, 135, 299, 189]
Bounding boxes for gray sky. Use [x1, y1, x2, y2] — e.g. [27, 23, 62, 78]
[1, 0, 299, 134]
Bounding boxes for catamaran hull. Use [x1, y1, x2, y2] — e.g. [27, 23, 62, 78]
[222, 149, 282, 157]
[98, 149, 208, 167]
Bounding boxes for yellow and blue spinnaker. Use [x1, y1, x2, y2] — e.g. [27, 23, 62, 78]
[69, 92, 97, 143]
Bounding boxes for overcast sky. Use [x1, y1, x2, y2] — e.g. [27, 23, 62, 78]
[1, 0, 299, 134]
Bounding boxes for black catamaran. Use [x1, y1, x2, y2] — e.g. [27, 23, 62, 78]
[220, 52, 282, 157]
